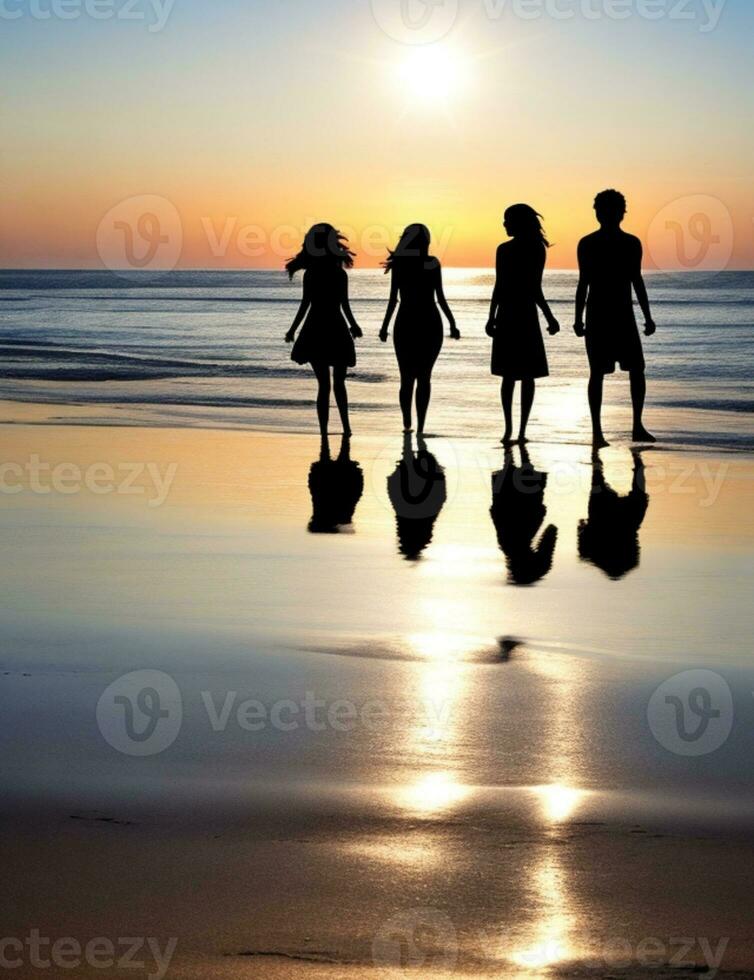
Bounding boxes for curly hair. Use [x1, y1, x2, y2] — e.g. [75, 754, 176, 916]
[286, 224, 355, 279]
[594, 189, 627, 222]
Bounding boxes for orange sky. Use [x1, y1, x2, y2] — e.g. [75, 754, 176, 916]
[1, 2, 752, 270]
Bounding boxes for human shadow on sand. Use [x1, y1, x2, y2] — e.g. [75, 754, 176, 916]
[578, 449, 649, 579]
[490, 446, 558, 586]
[307, 434, 364, 534]
[387, 433, 447, 561]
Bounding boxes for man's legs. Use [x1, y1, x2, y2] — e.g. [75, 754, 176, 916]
[588, 372, 609, 448]
[630, 369, 655, 442]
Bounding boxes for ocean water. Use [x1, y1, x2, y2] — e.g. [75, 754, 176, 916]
[0, 268, 752, 449]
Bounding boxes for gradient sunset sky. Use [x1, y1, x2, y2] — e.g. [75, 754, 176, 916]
[1, 0, 752, 269]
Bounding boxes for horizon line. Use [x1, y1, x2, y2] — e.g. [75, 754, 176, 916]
[1, 266, 753, 274]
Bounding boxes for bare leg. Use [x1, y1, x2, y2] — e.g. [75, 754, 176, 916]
[588, 372, 609, 448]
[519, 378, 535, 443]
[630, 369, 655, 442]
[416, 369, 432, 435]
[399, 368, 416, 432]
[501, 377, 515, 444]
[312, 361, 331, 437]
[333, 364, 351, 436]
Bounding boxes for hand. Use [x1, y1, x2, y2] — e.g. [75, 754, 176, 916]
[547, 317, 560, 336]
[285, 328, 296, 344]
[350, 323, 363, 339]
[573, 320, 586, 338]
[449, 324, 461, 340]
[379, 329, 389, 343]
[644, 318, 656, 337]
[485, 318, 496, 338]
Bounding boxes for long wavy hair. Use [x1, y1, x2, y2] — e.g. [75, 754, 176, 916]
[504, 205, 551, 248]
[286, 223, 355, 279]
[383, 223, 435, 274]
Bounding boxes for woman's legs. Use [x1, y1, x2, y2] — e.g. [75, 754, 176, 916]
[312, 361, 331, 436]
[501, 377, 515, 444]
[333, 364, 351, 436]
[399, 368, 416, 432]
[519, 378, 535, 442]
[416, 369, 432, 435]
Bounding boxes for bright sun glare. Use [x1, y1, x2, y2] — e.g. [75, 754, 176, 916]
[397, 45, 468, 105]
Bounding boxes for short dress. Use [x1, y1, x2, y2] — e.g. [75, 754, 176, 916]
[291, 268, 356, 369]
[490, 240, 549, 380]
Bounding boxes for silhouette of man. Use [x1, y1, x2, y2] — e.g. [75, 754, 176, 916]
[578, 450, 649, 580]
[575, 190, 657, 447]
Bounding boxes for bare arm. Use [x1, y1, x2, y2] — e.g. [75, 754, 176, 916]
[574, 240, 588, 337]
[379, 271, 399, 341]
[533, 248, 559, 334]
[435, 264, 460, 339]
[632, 242, 656, 335]
[340, 270, 362, 338]
[486, 246, 503, 335]
[285, 273, 311, 343]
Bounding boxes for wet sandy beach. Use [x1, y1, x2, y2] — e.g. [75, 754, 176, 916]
[1, 416, 753, 977]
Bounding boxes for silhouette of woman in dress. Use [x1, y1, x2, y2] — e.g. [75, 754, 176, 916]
[490, 446, 558, 585]
[285, 224, 363, 437]
[379, 224, 460, 434]
[387, 432, 447, 560]
[486, 205, 560, 446]
[307, 433, 364, 534]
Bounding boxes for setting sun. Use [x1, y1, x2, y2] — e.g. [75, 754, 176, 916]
[397, 44, 469, 105]
[1, 0, 753, 977]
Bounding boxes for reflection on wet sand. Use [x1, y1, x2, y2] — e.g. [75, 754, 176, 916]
[397, 770, 470, 815]
[5, 419, 754, 979]
[388, 433, 447, 560]
[578, 449, 649, 579]
[537, 782, 586, 824]
[490, 446, 558, 585]
[507, 654, 589, 972]
[510, 851, 579, 971]
[307, 434, 363, 533]
[399, 626, 471, 818]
